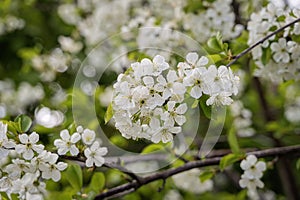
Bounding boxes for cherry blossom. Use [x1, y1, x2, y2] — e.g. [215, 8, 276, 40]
[15, 132, 44, 160]
[84, 141, 108, 167]
[54, 129, 81, 156]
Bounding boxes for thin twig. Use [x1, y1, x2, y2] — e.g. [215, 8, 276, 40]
[226, 17, 300, 67]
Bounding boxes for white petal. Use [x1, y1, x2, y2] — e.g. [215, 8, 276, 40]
[169, 127, 181, 134]
[29, 132, 39, 143]
[15, 144, 25, 154]
[57, 147, 68, 155]
[19, 134, 29, 144]
[42, 170, 52, 180]
[84, 148, 92, 157]
[190, 86, 202, 99]
[186, 52, 199, 65]
[56, 162, 68, 171]
[94, 157, 105, 167]
[239, 178, 248, 188]
[51, 170, 61, 182]
[71, 132, 81, 143]
[60, 130, 70, 140]
[175, 103, 188, 114]
[96, 147, 108, 156]
[161, 132, 173, 143]
[33, 144, 44, 153]
[151, 133, 162, 143]
[175, 115, 186, 125]
[23, 149, 34, 160]
[247, 155, 257, 165]
[270, 42, 280, 52]
[167, 70, 178, 83]
[197, 56, 209, 66]
[85, 158, 94, 167]
[70, 145, 79, 156]
[143, 76, 154, 87]
[256, 161, 266, 171]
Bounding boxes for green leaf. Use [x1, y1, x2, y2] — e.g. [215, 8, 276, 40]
[296, 159, 300, 170]
[208, 54, 222, 63]
[104, 103, 114, 124]
[219, 153, 244, 171]
[0, 192, 10, 200]
[262, 47, 272, 65]
[142, 144, 165, 154]
[199, 170, 215, 182]
[228, 128, 240, 154]
[191, 99, 199, 108]
[6, 121, 20, 134]
[207, 36, 223, 52]
[200, 97, 211, 119]
[15, 114, 32, 132]
[86, 172, 105, 193]
[64, 164, 83, 191]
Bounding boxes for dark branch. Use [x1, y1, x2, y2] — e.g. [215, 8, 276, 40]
[227, 17, 300, 67]
[94, 145, 300, 200]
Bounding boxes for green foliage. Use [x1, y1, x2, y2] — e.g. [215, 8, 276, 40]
[228, 127, 240, 154]
[104, 103, 113, 124]
[64, 164, 83, 192]
[199, 95, 211, 119]
[142, 143, 166, 154]
[207, 32, 228, 53]
[15, 114, 32, 132]
[296, 159, 300, 170]
[84, 172, 105, 194]
[199, 170, 215, 182]
[219, 153, 244, 171]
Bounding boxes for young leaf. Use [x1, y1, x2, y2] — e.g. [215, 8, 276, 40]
[200, 97, 211, 119]
[262, 47, 272, 65]
[141, 144, 165, 154]
[15, 114, 32, 132]
[64, 164, 83, 191]
[199, 170, 215, 182]
[296, 158, 300, 170]
[86, 172, 105, 193]
[104, 103, 114, 124]
[228, 127, 240, 154]
[219, 153, 244, 171]
[191, 99, 199, 108]
[207, 36, 223, 52]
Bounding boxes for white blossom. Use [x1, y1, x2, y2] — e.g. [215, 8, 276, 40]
[39, 153, 67, 182]
[15, 132, 44, 160]
[172, 168, 213, 194]
[84, 141, 108, 167]
[81, 128, 96, 145]
[54, 129, 81, 156]
[0, 122, 15, 157]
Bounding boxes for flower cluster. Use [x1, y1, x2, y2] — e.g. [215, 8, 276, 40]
[0, 122, 67, 199]
[184, 0, 243, 43]
[230, 101, 255, 137]
[0, 121, 108, 199]
[113, 55, 186, 143]
[247, 2, 300, 82]
[0, 15, 25, 36]
[180, 52, 239, 105]
[0, 81, 44, 117]
[284, 85, 300, 124]
[112, 53, 239, 143]
[172, 168, 213, 194]
[239, 155, 267, 200]
[54, 126, 108, 167]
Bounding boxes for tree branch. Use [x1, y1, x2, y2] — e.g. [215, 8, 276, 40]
[226, 17, 300, 67]
[94, 145, 300, 200]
